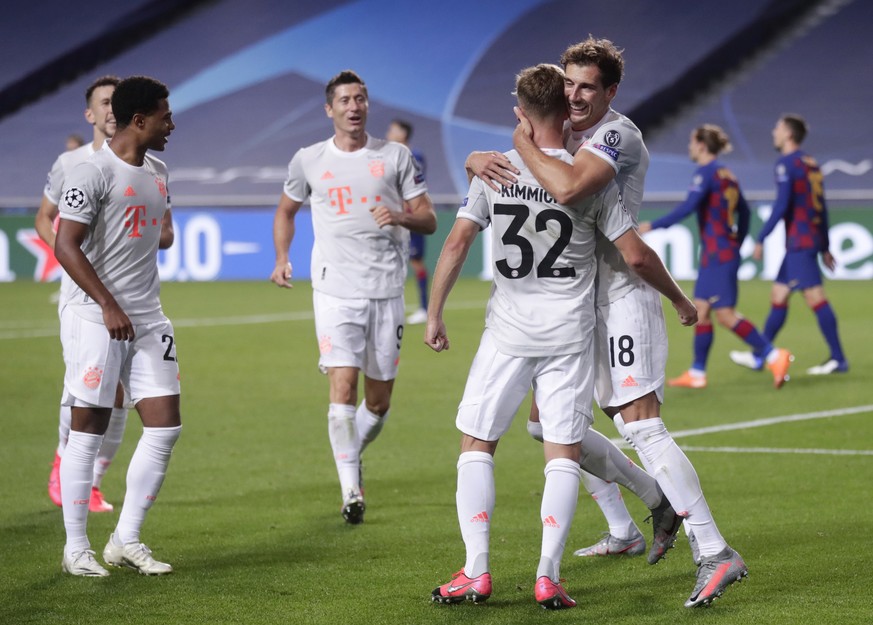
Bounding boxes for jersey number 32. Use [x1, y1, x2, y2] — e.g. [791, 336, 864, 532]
[494, 203, 575, 279]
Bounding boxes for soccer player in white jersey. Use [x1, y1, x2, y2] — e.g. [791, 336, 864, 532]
[271, 70, 436, 524]
[37, 76, 174, 514]
[473, 37, 749, 608]
[54, 76, 180, 577]
[468, 57, 681, 565]
[428, 64, 693, 610]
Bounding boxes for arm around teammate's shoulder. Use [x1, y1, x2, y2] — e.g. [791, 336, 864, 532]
[515, 135, 615, 204]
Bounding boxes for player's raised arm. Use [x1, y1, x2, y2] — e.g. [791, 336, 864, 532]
[513, 105, 615, 204]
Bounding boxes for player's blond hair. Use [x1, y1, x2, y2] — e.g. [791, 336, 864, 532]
[514, 64, 566, 120]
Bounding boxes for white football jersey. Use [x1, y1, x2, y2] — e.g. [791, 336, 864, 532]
[283, 134, 427, 299]
[58, 147, 171, 324]
[459, 148, 633, 357]
[44, 143, 99, 205]
[564, 109, 650, 305]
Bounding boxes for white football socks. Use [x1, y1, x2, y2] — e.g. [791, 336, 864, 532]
[328, 404, 361, 497]
[114, 425, 181, 545]
[57, 404, 72, 455]
[580, 428, 662, 509]
[93, 407, 127, 488]
[356, 401, 387, 453]
[581, 471, 638, 540]
[61, 431, 102, 553]
[537, 458, 581, 582]
[621, 417, 726, 558]
[456, 451, 494, 579]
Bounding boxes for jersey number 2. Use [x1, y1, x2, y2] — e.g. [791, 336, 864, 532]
[162, 334, 177, 362]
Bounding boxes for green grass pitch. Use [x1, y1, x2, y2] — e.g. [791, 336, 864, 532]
[1, 278, 871, 624]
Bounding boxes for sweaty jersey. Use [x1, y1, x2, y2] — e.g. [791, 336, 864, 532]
[283, 134, 427, 299]
[58, 147, 171, 324]
[651, 160, 750, 267]
[459, 148, 633, 357]
[564, 109, 650, 305]
[758, 149, 829, 252]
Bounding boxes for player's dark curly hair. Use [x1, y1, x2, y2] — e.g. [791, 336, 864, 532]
[514, 64, 566, 120]
[111, 76, 170, 129]
[560, 36, 625, 88]
[85, 75, 120, 105]
[325, 70, 367, 105]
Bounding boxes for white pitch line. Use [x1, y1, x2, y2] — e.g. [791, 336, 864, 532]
[668, 404, 873, 439]
[0, 327, 58, 339]
[678, 446, 873, 456]
[172, 311, 313, 328]
[0, 298, 490, 339]
[609, 404, 873, 456]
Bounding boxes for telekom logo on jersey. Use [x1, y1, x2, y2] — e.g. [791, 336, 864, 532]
[327, 186, 382, 216]
[121, 180, 165, 238]
[124, 205, 160, 238]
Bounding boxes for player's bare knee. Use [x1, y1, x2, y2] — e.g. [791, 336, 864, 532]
[136, 395, 181, 428]
[365, 398, 390, 416]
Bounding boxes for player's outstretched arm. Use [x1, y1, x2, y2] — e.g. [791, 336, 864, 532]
[425, 219, 480, 352]
[271, 194, 303, 288]
[512, 105, 615, 204]
[613, 228, 697, 326]
[55, 218, 134, 340]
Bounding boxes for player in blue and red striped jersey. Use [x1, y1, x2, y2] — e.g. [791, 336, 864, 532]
[730, 114, 848, 375]
[640, 125, 792, 389]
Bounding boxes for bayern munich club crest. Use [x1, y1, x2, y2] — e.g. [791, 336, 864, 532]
[368, 159, 385, 178]
[82, 366, 103, 390]
[603, 130, 621, 147]
[64, 188, 86, 209]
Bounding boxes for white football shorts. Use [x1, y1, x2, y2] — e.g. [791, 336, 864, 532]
[312, 291, 405, 381]
[594, 284, 667, 409]
[60, 306, 181, 408]
[456, 329, 594, 445]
